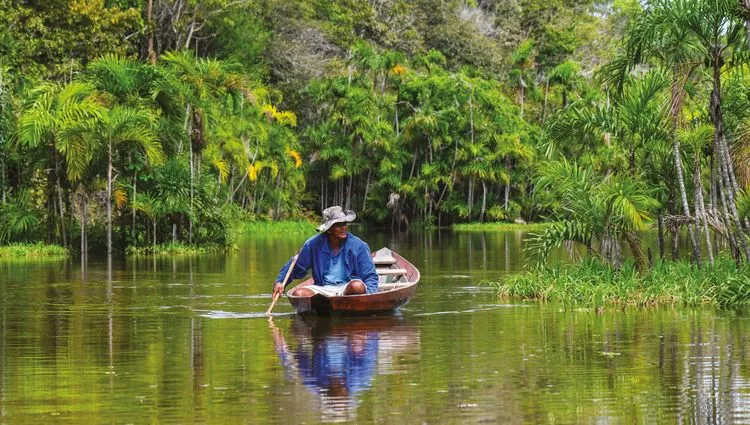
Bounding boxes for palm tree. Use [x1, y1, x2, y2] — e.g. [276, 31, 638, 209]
[157, 51, 249, 241]
[529, 160, 659, 271]
[607, 0, 750, 262]
[133, 192, 161, 247]
[16, 81, 103, 246]
[680, 124, 716, 264]
[81, 106, 164, 255]
[71, 176, 108, 257]
[548, 60, 583, 109]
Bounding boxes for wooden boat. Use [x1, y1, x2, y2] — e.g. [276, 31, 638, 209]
[286, 248, 420, 316]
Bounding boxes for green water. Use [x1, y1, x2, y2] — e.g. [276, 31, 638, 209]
[0, 230, 748, 424]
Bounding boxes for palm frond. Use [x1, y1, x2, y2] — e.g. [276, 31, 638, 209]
[525, 220, 595, 267]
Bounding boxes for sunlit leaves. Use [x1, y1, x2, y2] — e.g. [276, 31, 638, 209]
[16, 81, 104, 181]
[0, 190, 43, 243]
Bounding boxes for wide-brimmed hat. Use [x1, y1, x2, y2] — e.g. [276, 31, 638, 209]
[317, 206, 356, 232]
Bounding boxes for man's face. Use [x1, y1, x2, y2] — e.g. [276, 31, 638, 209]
[327, 222, 348, 241]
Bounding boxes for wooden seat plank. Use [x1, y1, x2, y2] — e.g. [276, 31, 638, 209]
[376, 268, 407, 275]
[373, 257, 397, 265]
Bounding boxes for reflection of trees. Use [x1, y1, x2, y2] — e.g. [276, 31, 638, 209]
[4, 238, 750, 423]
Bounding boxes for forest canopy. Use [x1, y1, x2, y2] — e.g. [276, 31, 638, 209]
[0, 0, 748, 266]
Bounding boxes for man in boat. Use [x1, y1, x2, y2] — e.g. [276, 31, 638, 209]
[272, 206, 379, 298]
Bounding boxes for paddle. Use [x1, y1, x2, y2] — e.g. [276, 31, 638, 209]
[265, 251, 300, 316]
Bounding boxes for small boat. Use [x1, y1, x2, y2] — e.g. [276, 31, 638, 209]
[286, 248, 420, 316]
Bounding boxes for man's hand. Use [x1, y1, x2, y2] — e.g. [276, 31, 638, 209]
[272, 282, 285, 297]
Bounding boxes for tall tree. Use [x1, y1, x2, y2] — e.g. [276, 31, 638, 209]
[16, 82, 103, 246]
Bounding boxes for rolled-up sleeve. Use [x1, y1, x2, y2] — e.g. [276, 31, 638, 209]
[355, 243, 379, 294]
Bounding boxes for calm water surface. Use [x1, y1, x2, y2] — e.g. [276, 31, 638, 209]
[1, 229, 749, 424]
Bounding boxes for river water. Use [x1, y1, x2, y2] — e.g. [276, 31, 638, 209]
[0, 229, 749, 424]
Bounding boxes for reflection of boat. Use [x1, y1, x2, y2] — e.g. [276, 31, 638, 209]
[287, 248, 420, 316]
[270, 316, 420, 423]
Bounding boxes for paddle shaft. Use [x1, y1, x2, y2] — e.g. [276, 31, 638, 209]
[265, 251, 300, 316]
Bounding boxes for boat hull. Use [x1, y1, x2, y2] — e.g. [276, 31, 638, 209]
[286, 249, 419, 316]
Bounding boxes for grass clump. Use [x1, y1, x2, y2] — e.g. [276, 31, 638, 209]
[0, 243, 69, 258]
[241, 220, 316, 235]
[490, 256, 750, 310]
[453, 222, 552, 232]
[127, 242, 224, 256]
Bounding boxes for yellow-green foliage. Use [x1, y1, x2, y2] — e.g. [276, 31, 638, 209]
[0, 243, 68, 258]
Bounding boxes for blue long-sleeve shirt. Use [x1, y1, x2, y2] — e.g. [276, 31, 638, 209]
[275, 233, 379, 294]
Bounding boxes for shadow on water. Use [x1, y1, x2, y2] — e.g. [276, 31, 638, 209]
[269, 315, 420, 423]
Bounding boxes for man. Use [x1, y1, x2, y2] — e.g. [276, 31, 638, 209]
[272, 206, 378, 298]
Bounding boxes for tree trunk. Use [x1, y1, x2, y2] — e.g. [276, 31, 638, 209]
[132, 172, 137, 240]
[671, 78, 701, 264]
[625, 232, 648, 273]
[717, 162, 740, 262]
[710, 61, 750, 262]
[54, 151, 67, 247]
[186, 104, 194, 244]
[469, 83, 475, 146]
[504, 182, 510, 210]
[504, 157, 512, 210]
[275, 173, 283, 218]
[346, 175, 352, 210]
[480, 181, 487, 222]
[710, 157, 719, 250]
[80, 194, 87, 257]
[362, 169, 370, 212]
[147, 0, 157, 63]
[467, 176, 474, 220]
[657, 209, 664, 260]
[519, 76, 525, 119]
[693, 151, 714, 265]
[107, 141, 113, 255]
[542, 77, 550, 121]
[408, 147, 418, 180]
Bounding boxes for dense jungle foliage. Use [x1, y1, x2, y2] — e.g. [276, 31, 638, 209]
[0, 0, 748, 266]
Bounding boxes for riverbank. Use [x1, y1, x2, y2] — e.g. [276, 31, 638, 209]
[490, 256, 750, 309]
[0, 243, 68, 258]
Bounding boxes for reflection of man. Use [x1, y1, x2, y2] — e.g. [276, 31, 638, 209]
[270, 318, 379, 422]
[272, 206, 378, 298]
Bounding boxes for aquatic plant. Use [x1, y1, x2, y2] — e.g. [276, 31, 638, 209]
[126, 242, 224, 256]
[0, 243, 69, 257]
[491, 255, 750, 310]
[452, 222, 551, 231]
[241, 220, 316, 235]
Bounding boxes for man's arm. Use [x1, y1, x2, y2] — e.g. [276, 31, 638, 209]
[274, 242, 313, 290]
[355, 243, 379, 294]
